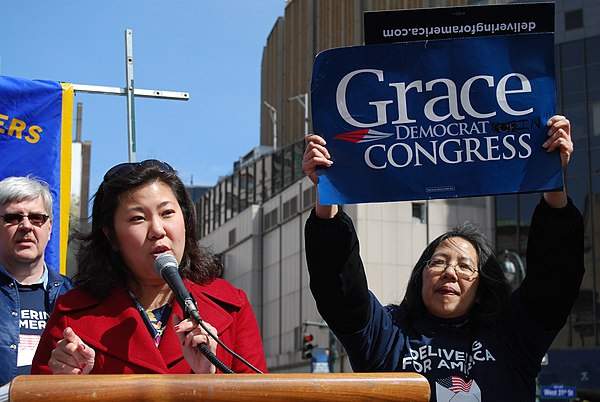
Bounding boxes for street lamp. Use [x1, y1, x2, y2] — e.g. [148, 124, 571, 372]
[499, 249, 525, 287]
[288, 93, 309, 137]
[263, 101, 277, 150]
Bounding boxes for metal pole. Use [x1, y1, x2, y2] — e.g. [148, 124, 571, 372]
[304, 93, 309, 137]
[289, 94, 309, 137]
[125, 29, 136, 162]
[70, 84, 189, 100]
[263, 101, 277, 150]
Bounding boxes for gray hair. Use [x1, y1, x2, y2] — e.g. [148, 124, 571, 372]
[0, 176, 53, 218]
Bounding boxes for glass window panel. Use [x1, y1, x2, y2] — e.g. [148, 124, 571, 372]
[567, 138, 589, 176]
[566, 175, 589, 215]
[565, 9, 583, 30]
[495, 195, 518, 252]
[571, 286, 597, 346]
[592, 148, 600, 181]
[587, 64, 600, 90]
[579, 175, 600, 343]
[561, 103, 587, 140]
[254, 159, 263, 205]
[562, 92, 586, 105]
[586, 37, 600, 63]
[589, 100, 600, 148]
[272, 151, 283, 195]
[283, 147, 293, 188]
[561, 67, 586, 94]
[233, 171, 240, 215]
[223, 179, 230, 223]
[592, 100, 600, 137]
[569, 138, 590, 176]
[495, 194, 517, 222]
[519, 193, 539, 225]
[293, 141, 304, 181]
[263, 154, 273, 200]
[560, 41, 584, 69]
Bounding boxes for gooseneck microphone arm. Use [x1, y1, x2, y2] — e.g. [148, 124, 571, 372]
[153, 254, 263, 374]
[181, 295, 235, 374]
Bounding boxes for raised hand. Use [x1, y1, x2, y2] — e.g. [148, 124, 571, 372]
[544, 115, 572, 168]
[302, 134, 333, 185]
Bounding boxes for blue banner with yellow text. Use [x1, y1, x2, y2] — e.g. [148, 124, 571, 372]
[311, 33, 560, 205]
[0, 76, 73, 274]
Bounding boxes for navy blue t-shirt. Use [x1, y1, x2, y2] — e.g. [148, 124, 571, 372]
[17, 283, 49, 375]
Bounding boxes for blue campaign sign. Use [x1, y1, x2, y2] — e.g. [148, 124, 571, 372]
[311, 33, 561, 205]
[540, 385, 577, 399]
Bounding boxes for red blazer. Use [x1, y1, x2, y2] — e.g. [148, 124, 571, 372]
[31, 278, 267, 374]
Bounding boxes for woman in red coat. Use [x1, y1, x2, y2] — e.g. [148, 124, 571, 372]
[31, 160, 267, 375]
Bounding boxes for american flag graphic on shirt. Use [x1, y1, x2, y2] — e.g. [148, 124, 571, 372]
[437, 376, 473, 393]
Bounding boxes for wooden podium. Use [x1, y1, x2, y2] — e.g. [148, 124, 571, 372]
[9, 373, 430, 401]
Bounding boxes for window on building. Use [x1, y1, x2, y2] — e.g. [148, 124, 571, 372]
[283, 196, 298, 221]
[228, 228, 236, 247]
[586, 36, 600, 63]
[264, 207, 279, 231]
[565, 9, 583, 30]
[303, 186, 315, 210]
[560, 41, 583, 69]
[412, 202, 426, 223]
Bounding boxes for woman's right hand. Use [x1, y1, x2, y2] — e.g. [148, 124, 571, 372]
[173, 314, 218, 374]
[302, 134, 333, 185]
[49, 327, 95, 374]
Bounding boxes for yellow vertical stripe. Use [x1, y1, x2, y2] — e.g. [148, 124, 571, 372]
[59, 83, 74, 275]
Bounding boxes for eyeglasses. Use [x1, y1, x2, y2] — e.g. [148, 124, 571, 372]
[103, 159, 174, 182]
[0, 213, 50, 227]
[425, 258, 478, 279]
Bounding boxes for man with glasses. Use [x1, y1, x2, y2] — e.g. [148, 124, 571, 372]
[0, 176, 73, 385]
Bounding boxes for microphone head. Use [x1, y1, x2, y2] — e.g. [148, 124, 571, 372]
[153, 254, 179, 276]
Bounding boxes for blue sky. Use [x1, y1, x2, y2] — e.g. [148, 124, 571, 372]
[0, 1, 285, 194]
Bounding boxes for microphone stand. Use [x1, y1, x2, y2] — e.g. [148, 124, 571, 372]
[155, 255, 262, 373]
[182, 297, 235, 374]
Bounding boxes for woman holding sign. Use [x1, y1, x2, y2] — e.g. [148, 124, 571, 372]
[303, 115, 583, 401]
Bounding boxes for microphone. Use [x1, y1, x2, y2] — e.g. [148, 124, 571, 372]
[153, 254, 234, 374]
[153, 254, 194, 311]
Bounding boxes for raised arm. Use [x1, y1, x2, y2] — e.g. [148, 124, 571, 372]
[303, 134, 370, 334]
[520, 115, 584, 330]
[542, 115, 572, 208]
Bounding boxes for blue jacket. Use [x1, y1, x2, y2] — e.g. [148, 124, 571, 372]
[0, 265, 73, 385]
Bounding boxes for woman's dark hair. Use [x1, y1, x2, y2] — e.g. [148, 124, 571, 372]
[399, 222, 511, 326]
[73, 161, 222, 298]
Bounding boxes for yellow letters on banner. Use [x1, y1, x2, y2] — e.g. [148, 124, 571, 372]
[0, 113, 43, 143]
